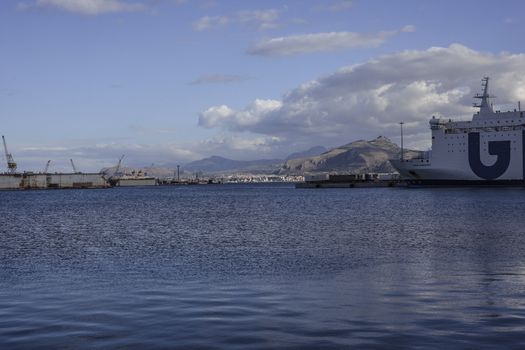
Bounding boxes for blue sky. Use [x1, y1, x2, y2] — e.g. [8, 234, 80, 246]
[1, 0, 524, 171]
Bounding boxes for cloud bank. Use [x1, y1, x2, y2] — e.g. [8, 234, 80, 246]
[15, 142, 200, 172]
[200, 44, 525, 151]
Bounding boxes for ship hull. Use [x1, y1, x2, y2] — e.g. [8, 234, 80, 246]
[391, 158, 525, 186]
[405, 179, 525, 187]
[116, 178, 157, 187]
[391, 128, 525, 185]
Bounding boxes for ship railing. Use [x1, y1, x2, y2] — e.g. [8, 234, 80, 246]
[444, 124, 524, 134]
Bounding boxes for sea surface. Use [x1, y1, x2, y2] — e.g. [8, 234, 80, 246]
[2, 184, 525, 349]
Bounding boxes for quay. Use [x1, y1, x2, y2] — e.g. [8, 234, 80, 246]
[0, 173, 109, 190]
[295, 173, 404, 188]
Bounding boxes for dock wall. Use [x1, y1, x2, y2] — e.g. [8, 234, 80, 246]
[0, 173, 109, 190]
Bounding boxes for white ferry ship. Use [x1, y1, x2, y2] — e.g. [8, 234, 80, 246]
[391, 77, 525, 185]
[113, 170, 157, 187]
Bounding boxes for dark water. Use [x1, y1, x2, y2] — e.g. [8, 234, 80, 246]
[2, 184, 525, 349]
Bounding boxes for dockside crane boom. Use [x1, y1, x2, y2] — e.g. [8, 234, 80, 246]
[2, 135, 17, 173]
[44, 160, 51, 173]
[115, 155, 125, 176]
[106, 155, 125, 187]
[70, 159, 78, 173]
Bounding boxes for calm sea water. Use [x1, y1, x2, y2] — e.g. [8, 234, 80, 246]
[2, 184, 525, 349]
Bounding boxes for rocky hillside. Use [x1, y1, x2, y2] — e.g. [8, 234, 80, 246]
[279, 136, 419, 174]
[285, 146, 327, 161]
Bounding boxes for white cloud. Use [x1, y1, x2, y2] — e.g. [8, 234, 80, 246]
[23, 0, 146, 15]
[199, 105, 235, 128]
[200, 44, 525, 152]
[192, 15, 229, 31]
[199, 99, 282, 129]
[247, 26, 411, 56]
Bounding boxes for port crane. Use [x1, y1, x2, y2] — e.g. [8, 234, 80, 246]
[106, 155, 125, 187]
[70, 159, 79, 173]
[115, 155, 125, 176]
[44, 160, 51, 173]
[2, 135, 17, 173]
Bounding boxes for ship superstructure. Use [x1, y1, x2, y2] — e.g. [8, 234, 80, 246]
[114, 170, 157, 187]
[391, 77, 525, 185]
[107, 156, 157, 187]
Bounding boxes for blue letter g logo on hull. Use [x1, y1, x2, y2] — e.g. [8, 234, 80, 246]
[468, 132, 511, 180]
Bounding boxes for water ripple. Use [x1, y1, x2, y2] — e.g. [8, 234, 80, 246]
[2, 185, 525, 348]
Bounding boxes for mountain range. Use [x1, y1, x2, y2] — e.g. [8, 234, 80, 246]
[182, 145, 330, 174]
[100, 137, 416, 177]
[182, 136, 416, 175]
